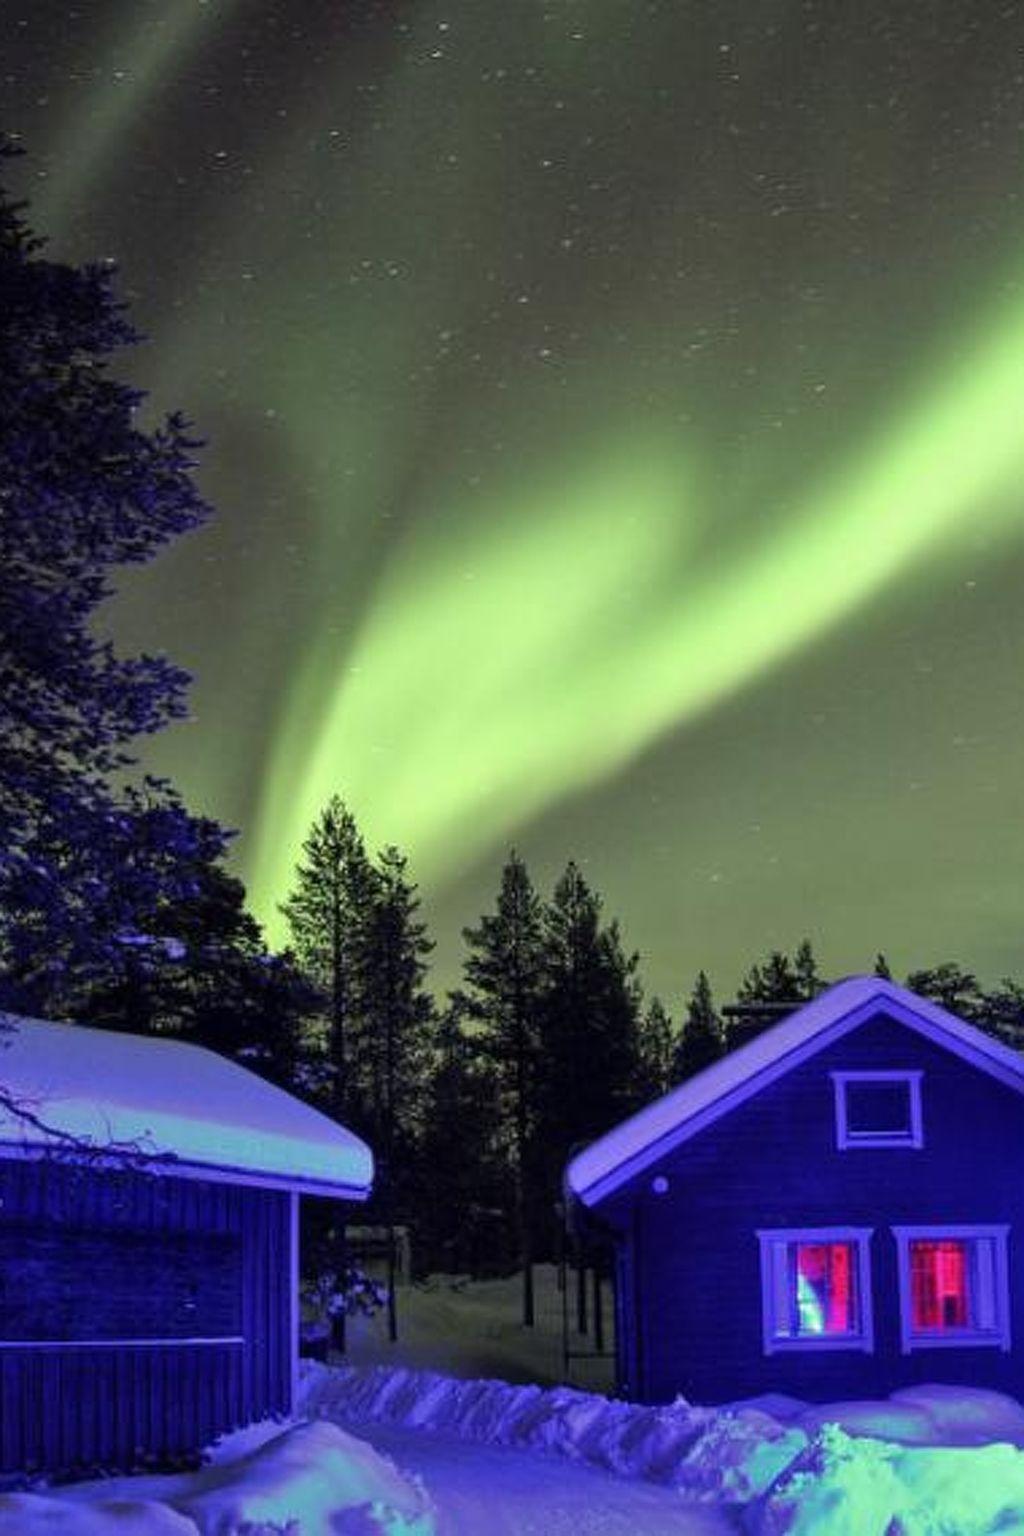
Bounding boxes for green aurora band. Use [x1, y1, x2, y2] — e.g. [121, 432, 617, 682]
[251, 277, 1024, 944]
[12, 1, 1024, 984]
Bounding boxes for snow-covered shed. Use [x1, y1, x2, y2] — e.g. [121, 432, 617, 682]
[566, 976, 1024, 1406]
[0, 1012, 373, 1476]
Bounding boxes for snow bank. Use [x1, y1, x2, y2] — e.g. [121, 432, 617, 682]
[743, 1381, 1024, 1450]
[302, 1360, 1024, 1530]
[174, 1420, 434, 1535]
[751, 1422, 1024, 1535]
[8, 1421, 434, 1536]
[300, 1362, 806, 1502]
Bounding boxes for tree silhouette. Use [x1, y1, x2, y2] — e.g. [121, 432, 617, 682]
[0, 140, 234, 1019]
[672, 970, 724, 1081]
[461, 852, 546, 1324]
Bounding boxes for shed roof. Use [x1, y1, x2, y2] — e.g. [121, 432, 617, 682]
[0, 1012, 373, 1199]
[567, 975, 1024, 1208]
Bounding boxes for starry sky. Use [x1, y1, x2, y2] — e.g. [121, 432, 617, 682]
[4, 0, 1024, 1008]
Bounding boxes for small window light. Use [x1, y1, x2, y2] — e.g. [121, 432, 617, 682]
[651, 1175, 669, 1195]
[831, 1071, 923, 1149]
[892, 1225, 1010, 1352]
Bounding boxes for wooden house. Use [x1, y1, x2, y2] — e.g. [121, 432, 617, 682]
[0, 1011, 372, 1476]
[566, 976, 1024, 1405]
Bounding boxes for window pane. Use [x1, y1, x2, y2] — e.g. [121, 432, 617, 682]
[790, 1242, 857, 1335]
[910, 1239, 968, 1330]
[845, 1081, 911, 1135]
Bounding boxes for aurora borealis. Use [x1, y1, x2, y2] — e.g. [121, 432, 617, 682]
[5, 1, 1024, 1003]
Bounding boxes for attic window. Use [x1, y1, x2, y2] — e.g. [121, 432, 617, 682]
[831, 1071, 923, 1149]
[893, 1225, 1011, 1352]
[757, 1228, 874, 1353]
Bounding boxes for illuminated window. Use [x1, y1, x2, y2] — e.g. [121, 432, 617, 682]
[757, 1228, 874, 1353]
[831, 1071, 923, 1148]
[893, 1225, 1010, 1352]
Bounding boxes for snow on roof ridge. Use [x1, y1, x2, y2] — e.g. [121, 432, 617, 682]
[0, 1010, 373, 1198]
[566, 974, 1024, 1207]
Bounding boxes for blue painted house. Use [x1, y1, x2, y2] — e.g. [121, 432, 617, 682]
[566, 976, 1024, 1405]
[0, 1012, 373, 1476]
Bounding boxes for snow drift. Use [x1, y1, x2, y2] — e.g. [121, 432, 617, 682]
[302, 1361, 1024, 1531]
[300, 1361, 806, 1502]
[2, 1421, 435, 1536]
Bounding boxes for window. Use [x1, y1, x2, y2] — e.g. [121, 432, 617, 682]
[893, 1225, 1010, 1352]
[757, 1228, 874, 1353]
[831, 1071, 923, 1149]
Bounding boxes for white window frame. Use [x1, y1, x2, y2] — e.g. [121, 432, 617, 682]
[831, 1070, 923, 1149]
[892, 1224, 1011, 1353]
[756, 1227, 874, 1355]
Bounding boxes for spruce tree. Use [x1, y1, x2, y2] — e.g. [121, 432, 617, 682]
[536, 863, 645, 1250]
[417, 999, 510, 1274]
[874, 952, 893, 980]
[461, 852, 546, 1324]
[281, 796, 375, 1121]
[638, 995, 675, 1097]
[794, 938, 823, 999]
[905, 962, 983, 1021]
[672, 970, 724, 1081]
[359, 845, 434, 1340]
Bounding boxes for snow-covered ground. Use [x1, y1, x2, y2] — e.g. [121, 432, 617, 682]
[21, 1362, 1024, 1534]
[10, 1264, 1024, 1534]
[0, 1419, 435, 1535]
[344, 1266, 614, 1393]
[302, 1361, 1024, 1533]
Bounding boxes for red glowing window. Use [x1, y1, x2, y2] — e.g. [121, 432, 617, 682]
[758, 1228, 873, 1352]
[910, 1240, 968, 1330]
[792, 1242, 856, 1336]
[894, 1226, 1010, 1351]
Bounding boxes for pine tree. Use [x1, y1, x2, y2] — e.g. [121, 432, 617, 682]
[0, 142, 232, 1018]
[873, 952, 893, 980]
[978, 979, 1024, 1051]
[905, 962, 983, 1021]
[672, 970, 723, 1081]
[83, 836, 314, 1088]
[359, 845, 434, 1151]
[638, 996, 675, 1097]
[416, 999, 511, 1274]
[358, 845, 435, 1340]
[461, 852, 546, 1324]
[281, 797, 375, 1121]
[536, 863, 645, 1250]
[793, 938, 823, 999]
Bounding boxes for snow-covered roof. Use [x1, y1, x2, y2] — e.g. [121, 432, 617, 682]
[567, 975, 1024, 1208]
[0, 1013, 373, 1200]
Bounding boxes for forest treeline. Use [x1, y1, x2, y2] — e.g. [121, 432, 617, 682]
[3, 137, 1023, 1300]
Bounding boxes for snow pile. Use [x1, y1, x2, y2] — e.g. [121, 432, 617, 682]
[751, 1422, 1024, 1535]
[301, 1361, 806, 1502]
[749, 1381, 1024, 1450]
[6, 1421, 435, 1536]
[174, 1420, 435, 1535]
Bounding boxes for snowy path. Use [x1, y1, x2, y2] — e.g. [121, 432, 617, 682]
[346, 1421, 740, 1535]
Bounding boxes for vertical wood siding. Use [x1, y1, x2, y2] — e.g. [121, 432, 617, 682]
[0, 1159, 292, 1475]
[601, 1011, 1024, 1405]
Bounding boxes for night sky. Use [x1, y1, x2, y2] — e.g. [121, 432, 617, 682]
[5, 1, 1024, 1005]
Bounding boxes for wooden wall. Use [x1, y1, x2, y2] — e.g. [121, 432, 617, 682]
[600, 1011, 1024, 1405]
[0, 1158, 292, 1475]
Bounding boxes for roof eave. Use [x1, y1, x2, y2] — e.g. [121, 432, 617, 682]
[0, 1138, 374, 1202]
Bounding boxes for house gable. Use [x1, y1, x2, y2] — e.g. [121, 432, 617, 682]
[598, 1003, 1024, 1403]
[567, 977, 1024, 1210]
